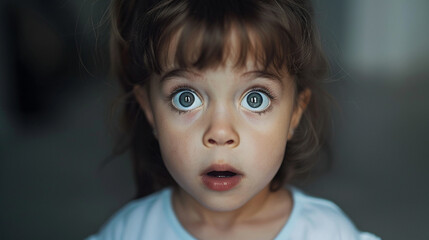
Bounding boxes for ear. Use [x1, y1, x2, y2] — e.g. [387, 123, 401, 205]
[287, 88, 311, 140]
[133, 85, 155, 128]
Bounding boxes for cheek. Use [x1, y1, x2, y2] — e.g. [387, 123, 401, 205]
[159, 128, 191, 162]
[156, 117, 201, 173]
[244, 120, 289, 172]
[253, 135, 287, 169]
[245, 109, 292, 170]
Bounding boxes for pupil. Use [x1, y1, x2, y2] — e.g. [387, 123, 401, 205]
[179, 92, 194, 107]
[247, 92, 262, 108]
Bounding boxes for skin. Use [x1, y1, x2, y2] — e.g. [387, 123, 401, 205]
[134, 32, 311, 239]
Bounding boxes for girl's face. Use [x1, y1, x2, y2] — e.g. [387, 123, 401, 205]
[135, 60, 309, 212]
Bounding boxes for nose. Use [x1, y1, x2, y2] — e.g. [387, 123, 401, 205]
[203, 110, 240, 148]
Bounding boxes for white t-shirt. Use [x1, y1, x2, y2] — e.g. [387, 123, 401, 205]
[86, 186, 381, 240]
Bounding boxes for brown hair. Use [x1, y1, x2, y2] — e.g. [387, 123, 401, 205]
[109, 0, 330, 198]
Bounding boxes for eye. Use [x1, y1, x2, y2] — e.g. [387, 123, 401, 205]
[171, 90, 203, 111]
[240, 90, 271, 112]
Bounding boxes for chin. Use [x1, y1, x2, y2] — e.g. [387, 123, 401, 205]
[195, 191, 252, 212]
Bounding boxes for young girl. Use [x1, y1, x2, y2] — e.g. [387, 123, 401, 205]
[88, 0, 380, 239]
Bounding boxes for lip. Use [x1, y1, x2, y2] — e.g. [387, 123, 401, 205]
[201, 164, 244, 176]
[200, 164, 243, 191]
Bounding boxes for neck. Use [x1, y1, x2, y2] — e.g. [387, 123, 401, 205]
[172, 186, 276, 230]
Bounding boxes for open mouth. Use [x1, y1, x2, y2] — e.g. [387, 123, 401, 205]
[201, 164, 243, 191]
[206, 171, 237, 178]
[201, 164, 243, 177]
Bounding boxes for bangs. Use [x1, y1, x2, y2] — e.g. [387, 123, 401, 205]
[134, 0, 300, 76]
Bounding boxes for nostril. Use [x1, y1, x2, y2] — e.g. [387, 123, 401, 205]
[207, 139, 235, 145]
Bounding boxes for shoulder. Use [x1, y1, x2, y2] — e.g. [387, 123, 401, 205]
[85, 188, 171, 240]
[282, 187, 381, 240]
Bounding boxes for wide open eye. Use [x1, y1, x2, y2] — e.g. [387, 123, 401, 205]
[240, 90, 271, 112]
[171, 90, 203, 111]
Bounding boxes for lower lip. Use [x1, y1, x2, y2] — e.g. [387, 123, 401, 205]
[201, 175, 242, 191]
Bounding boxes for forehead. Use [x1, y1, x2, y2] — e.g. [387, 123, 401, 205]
[156, 21, 289, 78]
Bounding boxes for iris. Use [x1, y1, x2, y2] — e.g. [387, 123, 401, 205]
[247, 92, 263, 108]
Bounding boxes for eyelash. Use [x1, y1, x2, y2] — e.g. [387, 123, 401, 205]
[166, 85, 277, 115]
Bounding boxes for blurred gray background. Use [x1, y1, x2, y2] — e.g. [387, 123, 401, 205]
[0, 0, 428, 239]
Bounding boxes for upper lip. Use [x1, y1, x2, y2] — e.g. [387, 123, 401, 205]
[201, 163, 243, 176]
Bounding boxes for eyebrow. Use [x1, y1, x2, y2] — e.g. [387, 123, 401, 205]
[159, 69, 202, 83]
[159, 68, 283, 85]
[241, 70, 283, 85]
